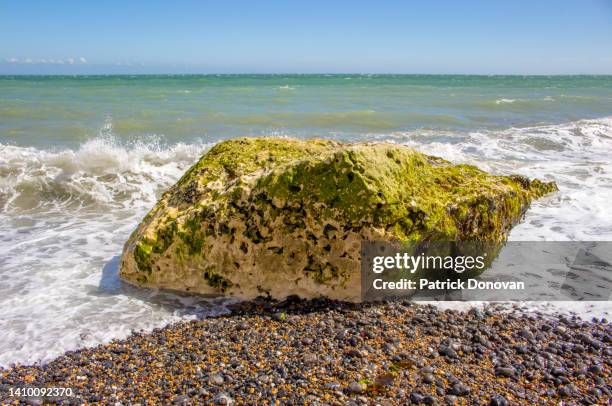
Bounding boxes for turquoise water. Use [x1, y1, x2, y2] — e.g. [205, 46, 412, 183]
[2, 74, 612, 147]
[1, 75, 611, 366]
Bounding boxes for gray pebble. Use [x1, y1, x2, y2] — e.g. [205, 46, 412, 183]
[347, 381, 365, 394]
[209, 373, 224, 385]
[213, 392, 234, 405]
[450, 383, 470, 396]
[495, 367, 516, 377]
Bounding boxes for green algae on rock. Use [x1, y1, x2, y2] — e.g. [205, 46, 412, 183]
[119, 137, 557, 301]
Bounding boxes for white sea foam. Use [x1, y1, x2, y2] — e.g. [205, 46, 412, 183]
[396, 117, 612, 241]
[0, 136, 232, 367]
[0, 117, 611, 366]
[495, 98, 516, 104]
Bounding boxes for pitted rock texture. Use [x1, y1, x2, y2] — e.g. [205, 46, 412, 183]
[120, 137, 557, 301]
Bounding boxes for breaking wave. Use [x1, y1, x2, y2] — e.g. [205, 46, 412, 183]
[0, 136, 220, 367]
[0, 136, 209, 214]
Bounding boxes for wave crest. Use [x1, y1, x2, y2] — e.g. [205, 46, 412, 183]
[0, 137, 209, 213]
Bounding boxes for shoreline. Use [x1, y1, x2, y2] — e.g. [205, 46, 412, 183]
[1, 299, 609, 405]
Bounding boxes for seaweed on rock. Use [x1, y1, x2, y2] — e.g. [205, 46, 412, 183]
[120, 137, 557, 301]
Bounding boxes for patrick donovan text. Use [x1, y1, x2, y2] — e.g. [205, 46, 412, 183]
[372, 278, 525, 291]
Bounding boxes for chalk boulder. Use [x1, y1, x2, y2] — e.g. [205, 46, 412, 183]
[120, 137, 556, 301]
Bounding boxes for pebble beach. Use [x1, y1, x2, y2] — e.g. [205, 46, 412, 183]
[1, 298, 609, 405]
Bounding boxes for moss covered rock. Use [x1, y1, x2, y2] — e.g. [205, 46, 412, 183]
[120, 137, 557, 301]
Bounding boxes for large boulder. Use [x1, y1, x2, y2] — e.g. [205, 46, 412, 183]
[120, 137, 557, 301]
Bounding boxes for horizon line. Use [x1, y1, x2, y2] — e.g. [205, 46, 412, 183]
[1, 72, 611, 77]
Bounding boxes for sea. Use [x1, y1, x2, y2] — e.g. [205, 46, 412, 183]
[1, 74, 611, 366]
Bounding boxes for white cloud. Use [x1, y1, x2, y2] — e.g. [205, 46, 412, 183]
[4, 56, 88, 66]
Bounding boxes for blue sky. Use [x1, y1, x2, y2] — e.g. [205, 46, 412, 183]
[1, 0, 611, 74]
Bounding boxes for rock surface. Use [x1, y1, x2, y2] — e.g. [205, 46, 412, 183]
[120, 137, 557, 300]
